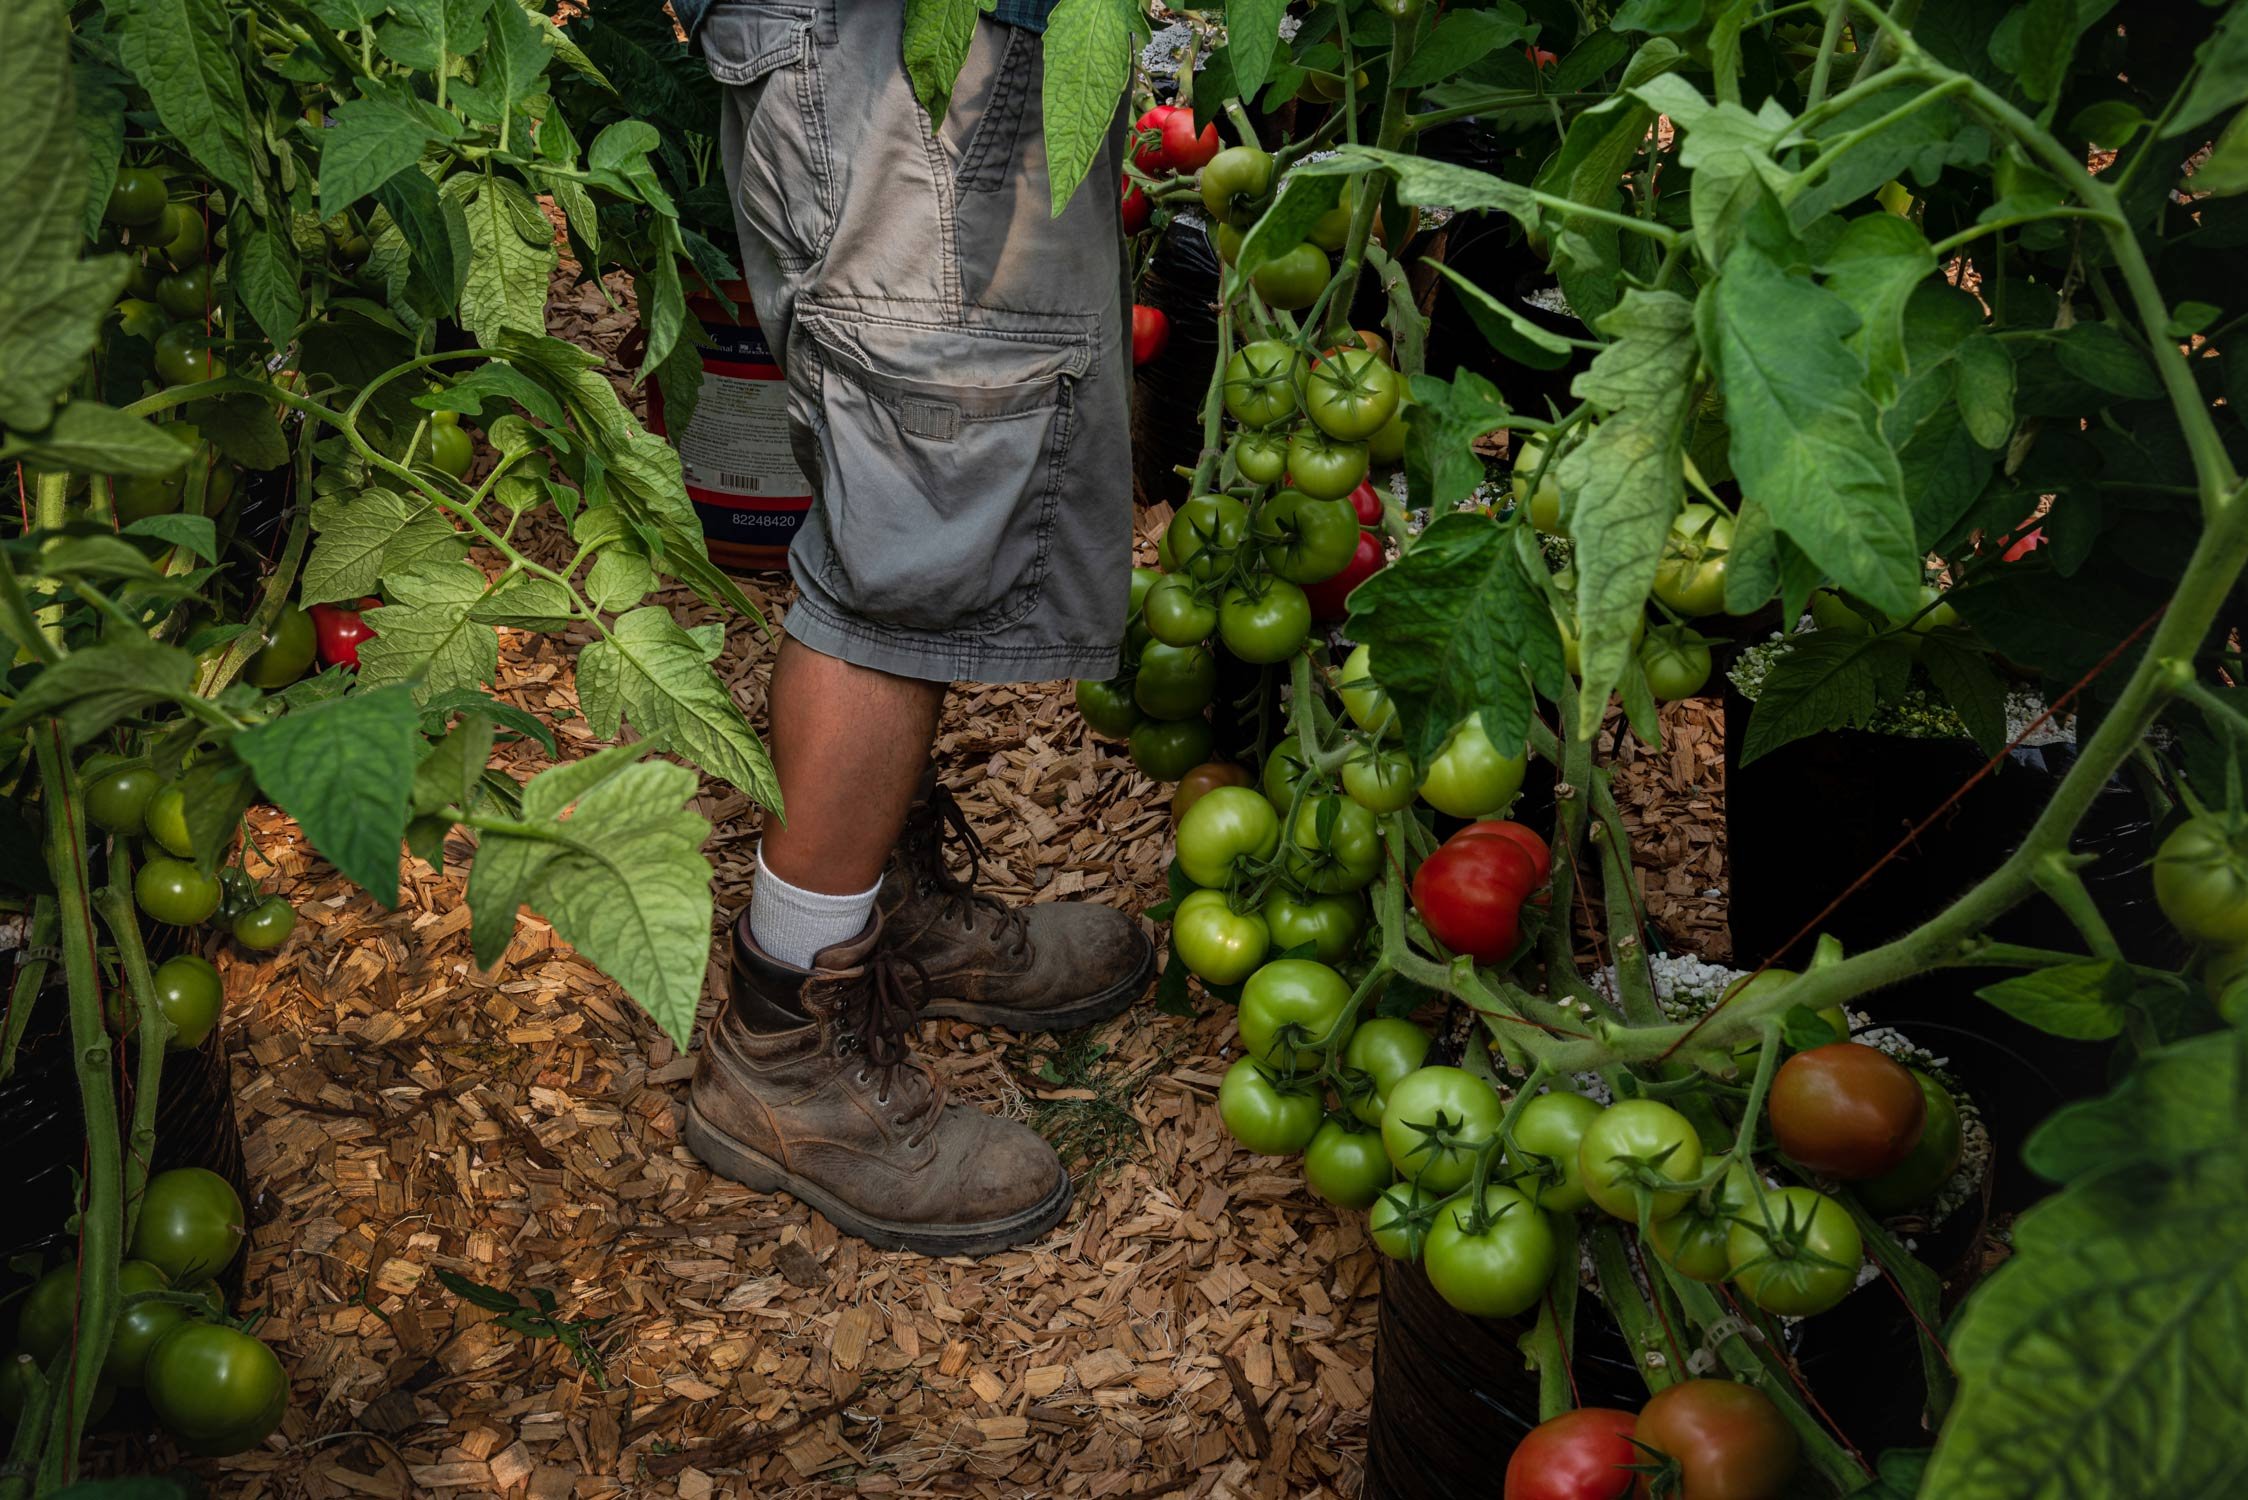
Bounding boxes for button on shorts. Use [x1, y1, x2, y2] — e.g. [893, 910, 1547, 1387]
[701, 0, 1134, 683]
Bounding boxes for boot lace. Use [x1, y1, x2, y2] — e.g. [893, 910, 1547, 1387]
[831, 951, 945, 1145]
[905, 783, 1030, 960]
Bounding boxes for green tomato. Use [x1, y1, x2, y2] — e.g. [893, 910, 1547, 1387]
[1640, 628, 1713, 701]
[130, 1167, 247, 1283]
[1285, 427, 1370, 501]
[232, 896, 297, 952]
[1238, 957, 1357, 1068]
[1128, 566, 1161, 618]
[1176, 786, 1282, 888]
[1369, 1179, 1442, 1260]
[1341, 746, 1416, 814]
[1857, 1072, 1965, 1214]
[1234, 429, 1290, 486]
[1652, 504, 1733, 618]
[144, 783, 196, 857]
[112, 470, 185, 523]
[1304, 350, 1401, 443]
[1172, 888, 1270, 984]
[1646, 1163, 1762, 1282]
[1509, 1091, 1604, 1213]
[1513, 433, 1565, 536]
[1381, 1065, 1505, 1193]
[137, 857, 222, 926]
[154, 262, 213, 320]
[1367, 398, 1411, 465]
[1143, 573, 1218, 647]
[1338, 642, 1399, 739]
[86, 761, 162, 836]
[142, 1323, 288, 1457]
[244, 604, 316, 689]
[1217, 1057, 1322, 1155]
[1130, 716, 1215, 782]
[1553, 603, 1643, 677]
[152, 954, 226, 1049]
[1198, 144, 1274, 223]
[2153, 816, 2248, 947]
[1262, 740, 1314, 814]
[1422, 1185, 1557, 1318]
[153, 325, 223, 385]
[1727, 1185, 1863, 1317]
[1166, 492, 1251, 581]
[429, 422, 475, 478]
[106, 1260, 191, 1388]
[153, 202, 206, 268]
[1250, 242, 1330, 310]
[1304, 1118, 1395, 1209]
[1280, 794, 1382, 894]
[1418, 716, 1526, 819]
[1810, 589, 1879, 636]
[1254, 489, 1360, 585]
[13, 1265, 80, 1363]
[1261, 890, 1366, 964]
[1076, 675, 1143, 738]
[1135, 640, 1218, 720]
[1219, 580, 1312, 664]
[1578, 1099, 1704, 1222]
[1223, 342, 1305, 428]
[1342, 1017, 1430, 1127]
[106, 168, 168, 227]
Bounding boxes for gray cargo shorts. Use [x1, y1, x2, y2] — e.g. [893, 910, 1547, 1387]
[701, 0, 1134, 683]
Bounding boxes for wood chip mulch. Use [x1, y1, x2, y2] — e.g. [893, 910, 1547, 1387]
[155, 267, 1730, 1499]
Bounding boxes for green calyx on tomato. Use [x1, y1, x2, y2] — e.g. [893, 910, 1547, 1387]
[1223, 342, 1305, 428]
[1342, 747, 1416, 814]
[1341, 1016, 1431, 1127]
[1279, 794, 1382, 893]
[1369, 1179, 1443, 1260]
[1249, 242, 1331, 310]
[1198, 145, 1274, 224]
[1304, 1118, 1395, 1209]
[1143, 573, 1218, 647]
[1262, 890, 1366, 965]
[1652, 503, 1734, 617]
[1419, 715, 1526, 819]
[1507, 1091, 1604, 1212]
[1218, 579, 1312, 663]
[1646, 1162, 1761, 1282]
[1254, 489, 1360, 586]
[1422, 1184, 1557, 1318]
[1217, 1056, 1322, 1155]
[1726, 1184, 1863, 1316]
[1285, 427, 1371, 501]
[1304, 350, 1401, 443]
[1173, 888, 1269, 984]
[1166, 492, 1251, 581]
[232, 895, 297, 951]
[1577, 1098, 1704, 1221]
[1380, 1065, 1505, 1193]
[1135, 639, 1218, 720]
[2154, 814, 2248, 947]
[244, 604, 317, 689]
[152, 953, 226, 1049]
[1176, 786, 1281, 888]
[1234, 428, 1290, 486]
[1262, 739, 1316, 813]
[1238, 957, 1357, 1068]
[1130, 714, 1215, 782]
[137, 857, 222, 926]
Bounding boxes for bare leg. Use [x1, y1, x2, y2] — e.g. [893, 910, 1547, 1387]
[758, 636, 947, 895]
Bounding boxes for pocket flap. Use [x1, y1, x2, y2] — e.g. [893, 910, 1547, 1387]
[801, 314, 1089, 426]
[700, 0, 816, 84]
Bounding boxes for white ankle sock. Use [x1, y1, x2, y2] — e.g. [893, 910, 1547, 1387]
[749, 844, 881, 970]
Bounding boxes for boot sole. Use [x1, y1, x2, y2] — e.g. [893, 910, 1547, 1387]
[682, 1103, 1073, 1258]
[918, 928, 1159, 1032]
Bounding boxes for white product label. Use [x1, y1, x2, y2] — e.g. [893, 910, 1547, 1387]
[678, 367, 809, 502]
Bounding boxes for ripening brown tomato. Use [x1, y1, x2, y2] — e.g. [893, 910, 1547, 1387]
[1171, 761, 1255, 826]
[1767, 1042, 1927, 1179]
[1633, 1380, 1798, 1500]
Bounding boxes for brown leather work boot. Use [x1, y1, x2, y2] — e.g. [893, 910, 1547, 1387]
[685, 913, 1072, 1256]
[879, 774, 1156, 1031]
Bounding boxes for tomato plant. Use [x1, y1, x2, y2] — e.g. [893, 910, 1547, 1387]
[1509, 1091, 1603, 1212]
[1419, 716, 1526, 819]
[1171, 761, 1254, 826]
[1131, 304, 1170, 366]
[1218, 579, 1313, 663]
[151, 953, 225, 1049]
[1858, 1071, 1966, 1214]
[1285, 427, 1371, 501]
[2153, 817, 2248, 947]
[1263, 890, 1366, 965]
[1255, 490, 1360, 585]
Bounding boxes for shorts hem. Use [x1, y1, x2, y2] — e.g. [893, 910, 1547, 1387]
[784, 589, 1120, 685]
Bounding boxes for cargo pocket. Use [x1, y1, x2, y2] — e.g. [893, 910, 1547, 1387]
[701, 0, 833, 266]
[801, 313, 1089, 633]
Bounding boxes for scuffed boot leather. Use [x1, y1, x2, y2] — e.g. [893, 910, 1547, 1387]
[685, 912, 1071, 1256]
[878, 774, 1155, 1030]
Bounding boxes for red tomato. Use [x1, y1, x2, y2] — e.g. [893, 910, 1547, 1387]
[1160, 110, 1220, 172]
[1132, 305, 1171, 366]
[2003, 526, 2045, 561]
[1348, 481, 1383, 526]
[1412, 836, 1536, 964]
[307, 599, 377, 669]
[1452, 820, 1552, 885]
[1768, 1043, 1927, 1179]
[1132, 105, 1177, 173]
[1303, 530, 1384, 621]
[1525, 44, 1559, 68]
[1121, 178, 1150, 236]
[1504, 1407, 1638, 1500]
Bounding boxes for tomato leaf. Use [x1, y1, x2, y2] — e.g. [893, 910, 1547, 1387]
[902, 0, 982, 127]
[1429, 262, 1576, 371]
[2024, 1032, 2238, 1184]
[358, 558, 502, 702]
[4, 401, 194, 476]
[1395, 7, 1535, 88]
[1219, 0, 1287, 102]
[1038, 0, 1133, 217]
[1557, 288, 1697, 743]
[1345, 511, 1566, 767]
[1819, 213, 1937, 407]
[0, 639, 199, 749]
[1974, 961, 2131, 1041]
[1915, 635, 2010, 759]
[1737, 635, 1914, 766]
[577, 606, 780, 806]
[113, 0, 263, 204]
[1923, 1039, 2248, 1499]
[303, 486, 467, 605]
[459, 175, 556, 350]
[1402, 369, 1511, 510]
[236, 684, 423, 905]
[319, 93, 444, 220]
[122, 514, 219, 564]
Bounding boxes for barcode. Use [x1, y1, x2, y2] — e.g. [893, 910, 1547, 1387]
[708, 471, 771, 491]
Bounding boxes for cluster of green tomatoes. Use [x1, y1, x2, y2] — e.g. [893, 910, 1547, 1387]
[80, 754, 298, 958]
[5, 1168, 287, 1457]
